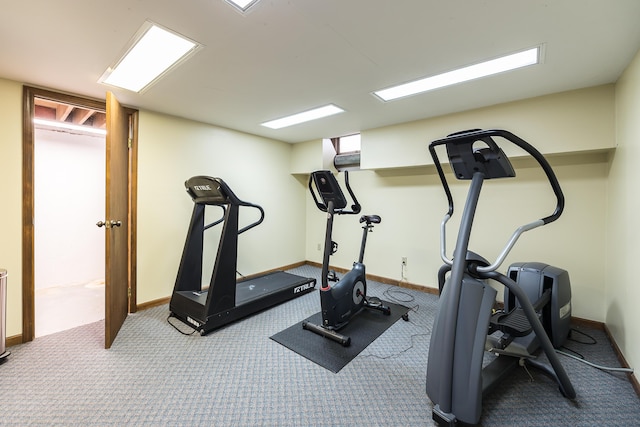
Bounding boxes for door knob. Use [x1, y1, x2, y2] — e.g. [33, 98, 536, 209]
[97, 220, 122, 228]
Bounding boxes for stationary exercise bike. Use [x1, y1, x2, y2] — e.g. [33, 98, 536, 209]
[425, 129, 576, 426]
[303, 170, 390, 346]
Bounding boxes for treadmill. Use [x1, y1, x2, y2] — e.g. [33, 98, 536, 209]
[169, 176, 316, 335]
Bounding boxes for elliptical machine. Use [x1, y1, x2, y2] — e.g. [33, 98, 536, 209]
[303, 170, 391, 346]
[425, 129, 576, 426]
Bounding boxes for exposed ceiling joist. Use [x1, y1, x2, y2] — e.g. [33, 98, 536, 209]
[34, 98, 106, 131]
[56, 104, 73, 122]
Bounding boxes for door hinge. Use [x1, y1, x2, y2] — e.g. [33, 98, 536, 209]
[128, 138, 132, 149]
[128, 288, 132, 297]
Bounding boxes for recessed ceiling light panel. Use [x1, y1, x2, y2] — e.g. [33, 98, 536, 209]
[225, 0, 260, 13]
[261, 104, 345, 129]
[99, 21, 201, 93]
[374, 46, 541, 102]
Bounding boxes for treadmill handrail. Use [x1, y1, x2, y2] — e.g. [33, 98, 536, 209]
[237, 204, 265, 235]
[429, 129, 565, 272]
[185, 175, 265, 235]
[203, 206, 226, 231]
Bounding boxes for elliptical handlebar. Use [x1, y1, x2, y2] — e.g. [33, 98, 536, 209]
[429, 129, 565, 272]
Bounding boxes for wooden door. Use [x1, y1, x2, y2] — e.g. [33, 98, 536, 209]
[104, 92, 130, 349]
[22, 87, 137, 346]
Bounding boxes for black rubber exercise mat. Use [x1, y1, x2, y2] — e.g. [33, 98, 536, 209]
[270, 301, 409, 373]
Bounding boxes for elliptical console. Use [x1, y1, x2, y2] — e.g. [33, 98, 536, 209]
[425, 129, 576, 426]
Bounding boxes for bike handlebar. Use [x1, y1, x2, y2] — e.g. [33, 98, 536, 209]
[308, 170, 361, 215]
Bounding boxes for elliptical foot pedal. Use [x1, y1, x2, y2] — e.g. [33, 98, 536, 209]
[490, 308, 533, 337]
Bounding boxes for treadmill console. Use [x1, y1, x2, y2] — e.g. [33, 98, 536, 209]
[185, 176, 229, 204]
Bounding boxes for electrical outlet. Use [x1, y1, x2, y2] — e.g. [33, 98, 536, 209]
[402, 257, 407, 266]
[317, 243, 322, 251]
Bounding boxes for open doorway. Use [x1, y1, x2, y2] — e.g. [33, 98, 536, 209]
[33, 98, 107, 337]
[23, 86, 138, 346]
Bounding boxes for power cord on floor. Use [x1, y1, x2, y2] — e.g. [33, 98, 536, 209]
[558, 345, 585, 360]
[567, 327, 597, 345]
[555, 327, 634, 374]
[167, 314, 198, 336]
[382, 287, 420, 314]
[556, 349, 634, 373]
[358, 287, 430, 360]
[360, 332, 429, 361]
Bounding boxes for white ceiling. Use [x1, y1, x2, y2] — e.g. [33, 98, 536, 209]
[2, 0, 640, 143]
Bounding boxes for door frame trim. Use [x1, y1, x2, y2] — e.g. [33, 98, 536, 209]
[21, 86, 137, 342]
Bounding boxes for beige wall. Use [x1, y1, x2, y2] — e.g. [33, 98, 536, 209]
[305, 86, 613, 323]
[136, 111, 307, 304]
[361, 85, 615, 169]
[608, 48, 640, 375]
[304, 158, 609, 322]
[0, 79, 23, 338]
[0, 85, 309, 338]
[1, 66, 637, 374]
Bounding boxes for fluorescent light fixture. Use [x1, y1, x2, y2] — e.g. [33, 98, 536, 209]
[374, 47, 540, 102]
[34, 118, 107, 136]
[99, 22, 200, 93]
[225, 0, 260, 12]
[261, 104, 345, 129]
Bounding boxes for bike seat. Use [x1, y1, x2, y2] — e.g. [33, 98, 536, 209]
[360, 215, 381, 224]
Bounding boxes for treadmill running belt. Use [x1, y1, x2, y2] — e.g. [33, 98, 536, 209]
[236, 271, 314, 305]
